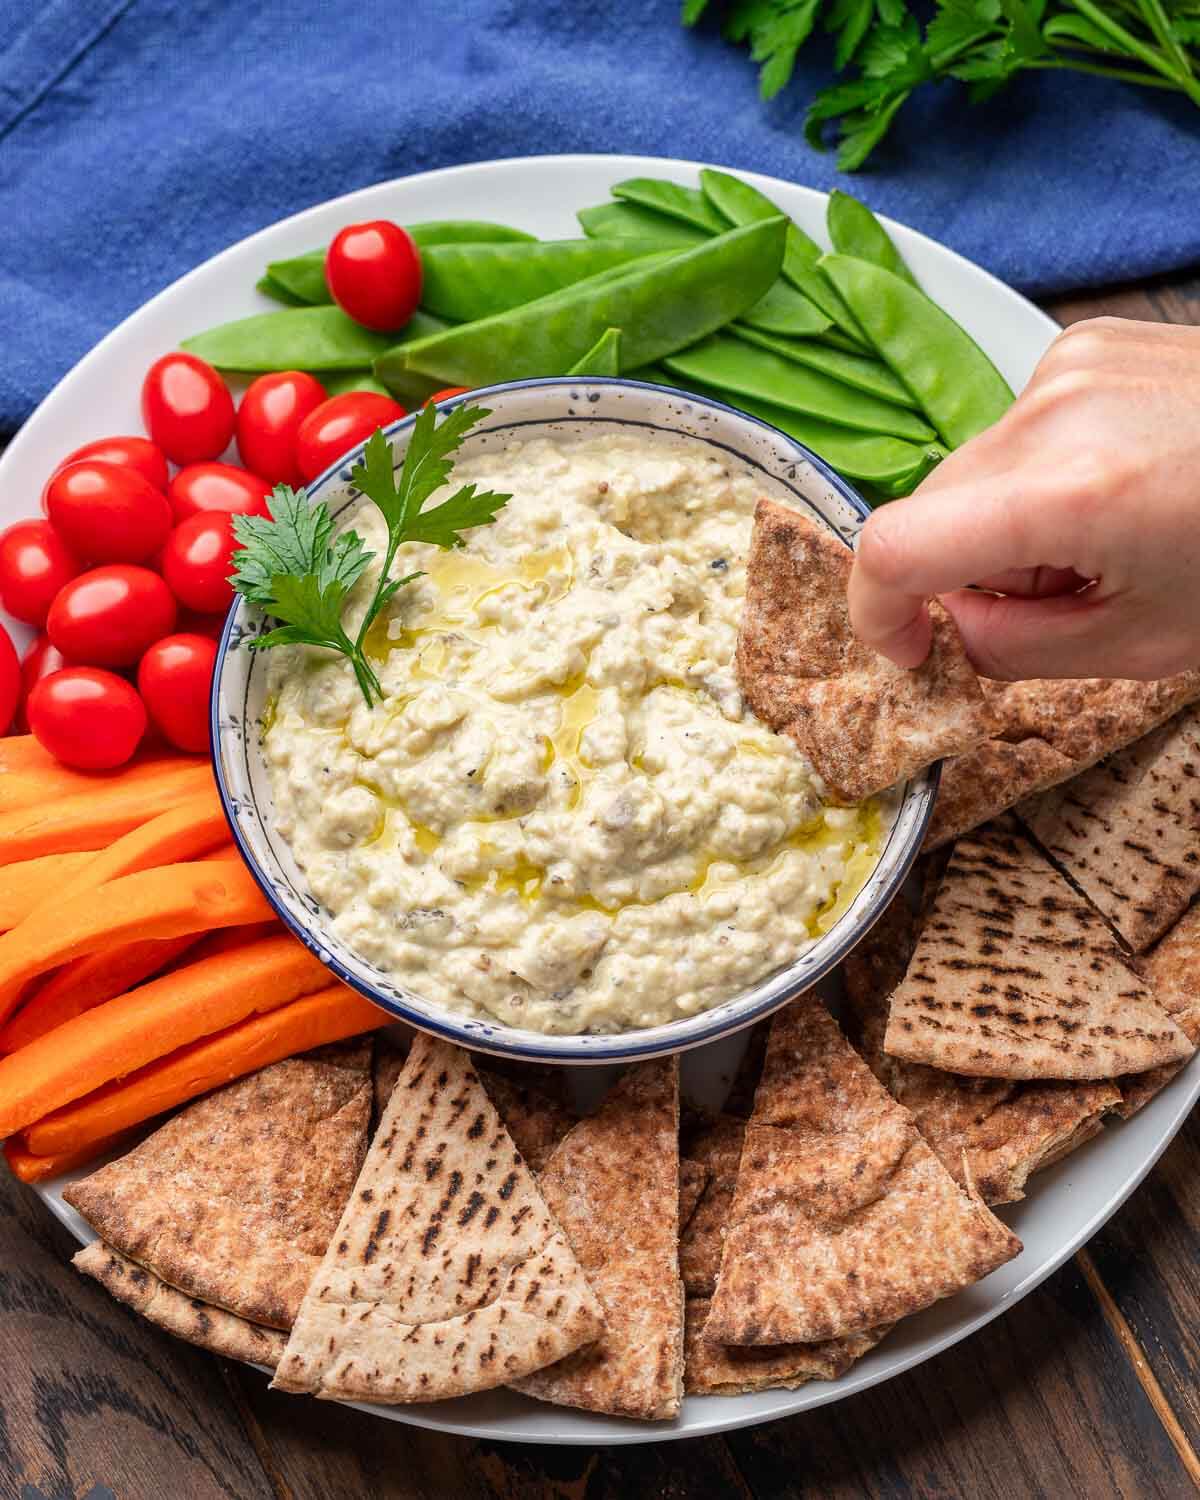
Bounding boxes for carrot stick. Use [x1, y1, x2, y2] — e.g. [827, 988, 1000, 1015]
[24, 984, 387, 1157]
[0, 851, 97, 932]
[0, 749, 204, 815]
[5, 1130, 135, 1184]
[0, 934, 202, 1053]
[0, 763, 213, 862]
[0, 858, 274, 1025]
[0, 932, 331, 1135]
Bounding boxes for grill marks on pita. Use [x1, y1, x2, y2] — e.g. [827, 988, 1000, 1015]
[512, 1058, 685, 1421]
[736, 499, 992, 803]
[478, 1070, 577, 1174]
[1018, 707, 1200, 952]
[272, 1033, 604, 1404]
[63, 1041, 373, 1330]
[704, 993, 1021, 1347]
[844, 893, 1119, 1204]
[927, 673, 1200, 851]
[884, 821, 1193, 1081]
[74, 1242, 287, 1368]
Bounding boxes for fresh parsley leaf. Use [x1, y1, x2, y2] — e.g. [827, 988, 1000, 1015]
[229, 488, 338, 604]
[723, 0, 823, 96]
[681, 0, 712, 22]
[825, 0, 878, 69]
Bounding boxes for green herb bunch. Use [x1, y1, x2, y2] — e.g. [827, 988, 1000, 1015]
[229, 405, 510, 707]
[684, 0, 1200, 169]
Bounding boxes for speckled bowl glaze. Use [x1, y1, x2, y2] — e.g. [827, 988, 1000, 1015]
[212, 376, 937, 1063]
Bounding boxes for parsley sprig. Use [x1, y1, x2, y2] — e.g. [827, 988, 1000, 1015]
[230, 404, 510, 707]
[685, 0, 1200, 170]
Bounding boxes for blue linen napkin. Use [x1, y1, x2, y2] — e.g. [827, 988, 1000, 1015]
[1, 0, 1198, 434]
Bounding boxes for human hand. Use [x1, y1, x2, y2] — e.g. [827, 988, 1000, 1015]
[848, 317, 1200, 681]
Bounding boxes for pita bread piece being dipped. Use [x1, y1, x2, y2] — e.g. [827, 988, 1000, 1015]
[63, 1041, 373, 1330]
[704, 992, 1020, 1347]
[513, 1057, 685, 1421]
[884, 820, 1195, 1081]
[272, 1033, 604, 1404]
[735, 499, 993, 803]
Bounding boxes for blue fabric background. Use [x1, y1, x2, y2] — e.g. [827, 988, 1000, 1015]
[1, 0, 1198, 433]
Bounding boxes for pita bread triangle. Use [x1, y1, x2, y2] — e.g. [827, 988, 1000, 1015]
[704, 992, 1021, 1346]
[272, 1033, 604, 1403]
[74, 1241, 287, 1368]
[884, 820, 1194, 1081]
[512, 1057, 685, 1421]
[684, 1298, 888, 1396]
[843, 892, 1119, 1204]
[679, 1114, 746, 1298]
[478, 1068, 577, 1174]
[1017, 705, 1200, 952]
[736, 498, 992, 802]
[1114, 900, 1200, 1118]
[63, 1041, 373, 1330]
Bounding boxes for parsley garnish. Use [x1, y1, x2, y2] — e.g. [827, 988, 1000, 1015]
[230, 404, 510, 707]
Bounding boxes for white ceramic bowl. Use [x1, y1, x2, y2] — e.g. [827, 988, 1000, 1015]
[212, 376, 937, 1062]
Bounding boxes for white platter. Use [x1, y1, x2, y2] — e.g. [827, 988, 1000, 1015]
[4, 153, 1192, 1446]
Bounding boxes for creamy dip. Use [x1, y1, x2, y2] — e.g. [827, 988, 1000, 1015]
[263, 430, 891, 1034]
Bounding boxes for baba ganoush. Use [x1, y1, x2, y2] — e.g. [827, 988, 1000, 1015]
[263, 429, 893, 1034]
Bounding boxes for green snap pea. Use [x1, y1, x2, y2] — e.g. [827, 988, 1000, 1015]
[728, 325, 917, 408]
[321, 371, 394, 398]
[661, 334, 936, 443]
[611, 177, 728, 233]
[182, 306, 445, 373]
[262, 251, 327, 305]
[568, 328, 622, 376]
[256, 273, 311, 306]
[826, 191, 918, 287]
[699, 168, 869, 349]
[738, 279, 832, 338]
[638, 366, 944, 493]
[419, 240, 667, 322]
[393, 218, 787, 387]
[577, 201, 708, 247]
[813, 328, 864, 354]
[820, 254, 1014, 449]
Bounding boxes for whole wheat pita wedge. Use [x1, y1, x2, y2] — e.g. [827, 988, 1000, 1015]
[63, 1041, 372, 1330]
[512, 1058, 684, 1421]
[1113, 901, 1200, 1117]
[736, 499, 992, 803]
[74, 1242, 287, 1368]
[884, 821, 1194, 1081]
[843, 891, 1119, 1204]
[704, 994, 1021, 1346]
[478, 1069, 577, 1173]
[684, 1297, 889, 1395]
[926, 672, 1200, 851]
[679, 1158, 709, 1232]
[679, 1114, 746, 1298]
[372, 1033, 411, 1133]
[1017, 707, 1200, 952]
[272, 1034, 604, 1404]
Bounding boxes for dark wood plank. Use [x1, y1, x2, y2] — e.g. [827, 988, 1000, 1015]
[1047, 272, 1200, 329]
[0, 1171, 274, 1500]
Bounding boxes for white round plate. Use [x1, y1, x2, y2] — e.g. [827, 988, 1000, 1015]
[5, 154, 1192, 1446]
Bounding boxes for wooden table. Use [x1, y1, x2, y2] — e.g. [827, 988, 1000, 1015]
[4, 273, 1200, 1500]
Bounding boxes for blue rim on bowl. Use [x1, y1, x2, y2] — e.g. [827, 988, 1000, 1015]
[212, 376, 938, 1063]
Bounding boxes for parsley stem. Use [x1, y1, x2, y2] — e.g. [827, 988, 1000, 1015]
[1025, 54, 1183, 88]
[1060, 0, 1200, 100]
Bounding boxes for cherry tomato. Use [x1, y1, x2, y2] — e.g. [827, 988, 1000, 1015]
[168, 462, 272, 523]
[141, 353, 235, 465]
[137, 632, 218, 752]
[15, 636, 68, 733]
[235, 371, 327, 487]
[0, 519, 82, 625]
[47, 565, 177, 668]
[294, 392, 406, 485]
[325, 221, 422, 333]
[176, 608, 228, 641]
[162, 513, 238, 614]
[28, 667, 146, 769]
[45, 435, 169, 511]
[0, 625, 19, 736]
[423, 387, 471, 405]
[45, 461, 172, 565]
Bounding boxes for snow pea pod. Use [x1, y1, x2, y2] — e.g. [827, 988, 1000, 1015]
[256, 273, 310, 306]
[729, 324, 917, 408]
[321, 371, 394, 398]
[568, 328, 622, 376]
[699, 168, 868, 348]
[182, 306, 445, 373]
[639, 366, 944, 493]
[395, 218, 787, 387]
[826, 191, 917, 287]
[419, 239, 667, 322]
[612, 177, 728, 233]
[820, 254, 1014, 449]
[577, 200, 707, 247]
[738, 279, 831, 338]
[661, 335, 936, 443]
[262, 251, 328, 305]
